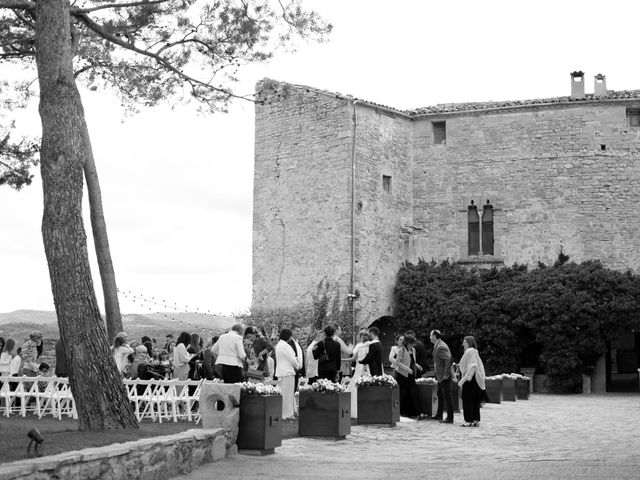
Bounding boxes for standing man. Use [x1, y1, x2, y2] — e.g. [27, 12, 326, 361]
[211, 324, 246, 383]
[288, 325, 305, 391]
[430, 329, 454, 423]
[359, 327, 383, 376]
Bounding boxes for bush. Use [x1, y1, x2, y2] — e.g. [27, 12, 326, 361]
[394, 256, 640, 387]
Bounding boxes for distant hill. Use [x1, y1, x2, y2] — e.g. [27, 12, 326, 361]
[0, 310, 236, 343]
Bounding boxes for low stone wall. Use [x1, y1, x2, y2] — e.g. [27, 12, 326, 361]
[0, 428, 235, 480]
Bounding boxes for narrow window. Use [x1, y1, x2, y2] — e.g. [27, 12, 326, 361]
[468, 201, 479, 255]
[433, 121, 446, 144]
[382, 175, 392, 194]
[482, 201, 494, 255]
[627, 108, 640, 127]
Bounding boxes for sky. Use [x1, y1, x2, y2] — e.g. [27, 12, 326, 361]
[1, 0, 639, 317]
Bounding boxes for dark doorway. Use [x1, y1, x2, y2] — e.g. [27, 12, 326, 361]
[606, 331, 639, 392]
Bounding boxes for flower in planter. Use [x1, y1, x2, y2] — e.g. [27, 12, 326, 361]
[507, 373, 529, 380]
[415, 377, 438, 385]
[485, 375, 503, 380]
[500, 373, 520, 380]
[239, 382, 282, 396]
[299, 378, 346, 394]
[355, 374, 398, 388]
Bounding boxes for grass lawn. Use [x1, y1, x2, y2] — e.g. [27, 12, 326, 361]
[0, 416, 197, 464]
[0, 414, 352, 464]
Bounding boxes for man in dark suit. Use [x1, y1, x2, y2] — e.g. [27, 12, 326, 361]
[359, 326, 383, 376]
[430, 329, 454, 423]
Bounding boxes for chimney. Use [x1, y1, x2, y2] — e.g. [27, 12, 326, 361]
[570, 71, 585, 99]
[594, 73, 607, 97]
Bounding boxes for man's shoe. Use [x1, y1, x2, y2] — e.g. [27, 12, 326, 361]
[439, 418, 454, 424]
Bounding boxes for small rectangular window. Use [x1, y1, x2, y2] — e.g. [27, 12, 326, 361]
[382, 175, 392, 194]
[627, 108, 640, 127]
[433, 121, 446, 144]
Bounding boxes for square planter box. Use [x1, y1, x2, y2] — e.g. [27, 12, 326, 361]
[516, 378, 530, 400]
[485, 378, 503, 404]
[298, 391, 351, 439]
[237, 394, 282, 455]
[502, 378, 517, 401]
[357, 386, 400, 426]
[451, 380, 461, 412]
[416, 383, 437, 417]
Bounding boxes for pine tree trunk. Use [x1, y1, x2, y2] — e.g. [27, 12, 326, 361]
[83, 135, 123, 344]
[35, 0, 138, 431]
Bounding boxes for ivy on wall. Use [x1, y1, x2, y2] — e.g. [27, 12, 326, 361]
[394, 255, 640, 390]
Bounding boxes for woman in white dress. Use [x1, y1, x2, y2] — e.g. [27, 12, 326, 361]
[346, 331, 371, 419]
[275, 328, 300, 420]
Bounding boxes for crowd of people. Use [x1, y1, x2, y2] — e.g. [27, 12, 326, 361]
[0, 324, 488, 428]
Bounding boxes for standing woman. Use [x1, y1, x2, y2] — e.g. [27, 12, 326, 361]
[394, 334, 424, 418]
[112, 336, 134, 376]
[21, 331, 43, 376]
[458, 335, 486, 427]
[312, 324, 341, 382]
[389, 334, 404, 369]
[275, 328, 300, 420]
[0, 338, 15, 386]
[345, 331, 371, 419]
[173, 331, 194, 380]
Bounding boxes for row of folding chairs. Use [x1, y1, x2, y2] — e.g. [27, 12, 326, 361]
[0, 376, 222, 424]
[122, 378, 219, 423]
[0, 375, 77, 419]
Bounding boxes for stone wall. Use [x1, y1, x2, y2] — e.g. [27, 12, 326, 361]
[253, 80, 355, 312]
[253, 81, 640, 325]
[353, 107, 413, 323]
[0, 428, 231, 480]
[410, 103, 640, 269]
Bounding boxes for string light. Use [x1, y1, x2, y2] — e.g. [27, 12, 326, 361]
[116, 288, 242, 336]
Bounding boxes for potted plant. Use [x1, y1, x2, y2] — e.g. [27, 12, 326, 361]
[237, 382, 283, 455]
[512, 373, 530, 400]
[298, 379, 351, 439]
[356, 374, 400, 426]
[415, 377, 438, 417]
[484, 375, 503, 404]
[501, 374, 518, 402]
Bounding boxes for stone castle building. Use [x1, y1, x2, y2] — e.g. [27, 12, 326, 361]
[252, 73, 640, 329]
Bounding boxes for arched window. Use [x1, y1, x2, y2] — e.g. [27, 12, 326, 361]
[482, 200, 494, 255]
[468, 201, 479, 255]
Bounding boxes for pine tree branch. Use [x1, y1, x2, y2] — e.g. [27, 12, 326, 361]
[0, 0, 35, 9]
[74, 11, 254, 103]
[75, 0, 170, 14]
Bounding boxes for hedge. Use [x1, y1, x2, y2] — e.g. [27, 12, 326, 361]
[393, 255, 640, 390]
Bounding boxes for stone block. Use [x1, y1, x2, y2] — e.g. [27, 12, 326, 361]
[212, 435, 227, 461]
[200, 383, 241, 446]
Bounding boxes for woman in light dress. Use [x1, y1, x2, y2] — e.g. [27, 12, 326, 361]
[275, 328, 300, 420]
[346, 331, 371, 419]
[458, 335, 486, 427]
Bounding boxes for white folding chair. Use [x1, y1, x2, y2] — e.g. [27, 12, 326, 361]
[0, 376, 16, 417]
[34, 376, 57, 418]
[54, 378, 77, 419]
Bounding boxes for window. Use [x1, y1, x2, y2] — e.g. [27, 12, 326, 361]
[382, 175, 392, 194]
[432, 121, 446, 144]
[468, 200, 495, 256]
[482, 201, 494, 255]
[468, 201, 479, 255]
[628, 109, 640, 127]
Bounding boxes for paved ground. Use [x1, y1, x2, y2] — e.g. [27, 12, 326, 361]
[173, 394, 640, 480]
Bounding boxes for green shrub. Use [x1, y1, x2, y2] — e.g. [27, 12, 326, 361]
[394, 256, 640, 387]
